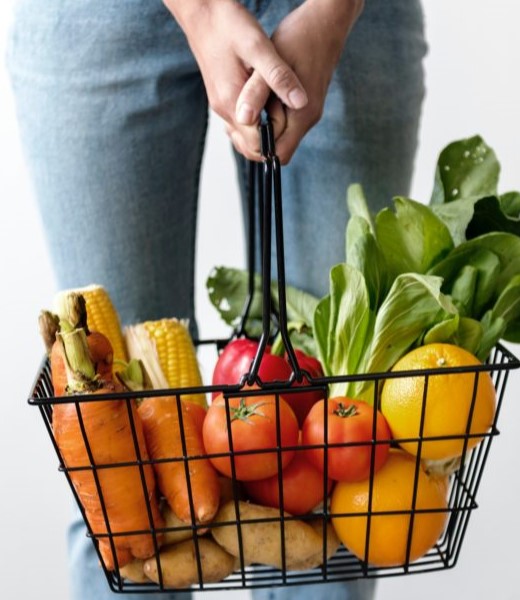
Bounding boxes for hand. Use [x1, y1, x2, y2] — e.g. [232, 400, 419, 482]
[230, 0, 365, 164]
[163, 0, 308, 150]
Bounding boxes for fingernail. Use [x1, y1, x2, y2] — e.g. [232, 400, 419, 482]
[237, 102, 254, 125]
[288, 87, 308, 109]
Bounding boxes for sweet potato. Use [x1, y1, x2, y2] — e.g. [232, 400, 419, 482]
[211, 500, 335, 570]
[143, 538, 235, 588]
[119, 560, 150, 584]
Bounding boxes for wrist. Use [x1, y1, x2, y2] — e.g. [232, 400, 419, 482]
[306, 0, 365, 27]
[162, 0, 231, 31]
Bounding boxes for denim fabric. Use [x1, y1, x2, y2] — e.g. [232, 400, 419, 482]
[7, 1, 425, 599]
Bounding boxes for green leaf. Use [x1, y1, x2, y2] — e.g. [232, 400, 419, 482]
[423, 315, 461, 346]
[431, 251, 501, 319]
[486, 274, 520, 343]
[429, 244, 503, 317]
[362, 274, 458, 380]
[346, 216, 391, 310]
[430, 233, 520, 310]
[375, 197, 454, 277]
[313, 264, 373, 384]
[347, 183, 376, 233]
[449, 265, 478, 315]
[272, 281, 320, 330]
[500, 191, 520, 218]
[207, 266, 263, 330]
[314, 295, 331, 372]
[431, 197, 480, 246]
[477, 313, 507, 361]
[457, 318, 485, 355]
[422, 315, 483, 356]
[207, 266, 320, 340]
[431, 136, 500, 205]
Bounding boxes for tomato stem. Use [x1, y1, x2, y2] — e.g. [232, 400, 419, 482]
[230, 397, 268, 423]
[333, 402, 359, 418]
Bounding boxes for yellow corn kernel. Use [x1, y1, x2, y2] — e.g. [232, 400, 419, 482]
[53, 284, 128, 367]
[124, 318, 207, 408]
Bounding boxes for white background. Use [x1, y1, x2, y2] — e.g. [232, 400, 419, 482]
[1, 1, 519, 599]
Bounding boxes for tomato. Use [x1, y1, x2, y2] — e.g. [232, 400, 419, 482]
[283, 349, 326, 426]
[212, 338, 325, 426]
[302, 397, 392, 482]
[183, 401, 206, 436]
[243, 448, 333, 515]
[202, 393, 299, 481]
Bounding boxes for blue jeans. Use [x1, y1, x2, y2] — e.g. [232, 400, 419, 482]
[7, 0, 426, 599]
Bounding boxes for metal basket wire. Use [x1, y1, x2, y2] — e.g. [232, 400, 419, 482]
[28, 118, 520, 593]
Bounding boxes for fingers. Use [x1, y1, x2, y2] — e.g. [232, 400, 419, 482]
[227, 98, 287, 162]
[249, 40, 308, 110]
[270, 105, 321, 165]
[235, 38, 308, 126]
[235, 71, 270, 126]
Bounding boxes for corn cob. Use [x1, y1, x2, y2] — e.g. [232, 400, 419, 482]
[124, 318, 207, 408]
[53, 284, 128, 367]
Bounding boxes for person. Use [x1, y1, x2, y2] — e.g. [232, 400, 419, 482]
[7, 0, 426, 598]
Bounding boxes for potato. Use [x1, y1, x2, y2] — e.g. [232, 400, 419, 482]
[161, 503, 204, 546]
[143, 538, 236, 588]
[119, 559, 151, 583]
[211, 500, 333, 570]
[288, 519, 341, 571]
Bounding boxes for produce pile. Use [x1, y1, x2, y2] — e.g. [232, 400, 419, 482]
[38, 135, 519, 588]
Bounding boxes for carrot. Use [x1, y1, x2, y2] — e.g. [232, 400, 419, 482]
[39, 293, 114, 396]
[53, 328, 164, 570]
[137, 395, 220, 525]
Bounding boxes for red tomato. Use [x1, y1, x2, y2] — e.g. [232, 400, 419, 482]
[212, 339, 325, 426]
[283, 349, 326, 426]
[302, 397, 392, 482]
[183, 401, 206, 436]
[243, 449, 333, 515]
[202, 393, 299, 481]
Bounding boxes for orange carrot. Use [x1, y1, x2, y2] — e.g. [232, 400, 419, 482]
[137, 395, 220, 525]
[53, 328, 163, 570]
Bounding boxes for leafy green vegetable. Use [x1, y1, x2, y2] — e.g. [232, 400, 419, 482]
[500, 191, 520, 218]
[314, 269, 460, 399]
[362, 274, 458, 377]
[206, 265, 319, 351]
[208, 133, 519, 392]
[314, 264, 373, 385]
[375, 197, 454, 277]
[430, 135, 500, 205]
[345, 184, 391, 310]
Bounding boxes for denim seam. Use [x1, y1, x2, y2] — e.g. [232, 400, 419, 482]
[190, 96, 209, 330]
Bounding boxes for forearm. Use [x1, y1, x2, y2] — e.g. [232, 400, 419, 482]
[162, 0, 223, 31]
[303, 0, 365, 48]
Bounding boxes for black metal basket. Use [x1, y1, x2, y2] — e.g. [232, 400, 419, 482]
[29, 119, 520, 593]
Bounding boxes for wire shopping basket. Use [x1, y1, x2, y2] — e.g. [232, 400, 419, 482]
[29, 118, 520, 593]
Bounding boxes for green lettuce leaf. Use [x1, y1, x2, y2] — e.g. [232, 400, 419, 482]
[345, 183, 390, 309]
[375, 197, 454, 277]
[430, 135, 500, 205]
[360, 274, 458, 385]
[313, 264, 373, 385]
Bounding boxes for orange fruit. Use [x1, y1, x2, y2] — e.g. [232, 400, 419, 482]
[380, 343, 496, 460]
[331, 450, 448, 567]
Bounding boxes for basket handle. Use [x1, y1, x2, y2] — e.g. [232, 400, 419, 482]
[238, 115, 303, 386]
